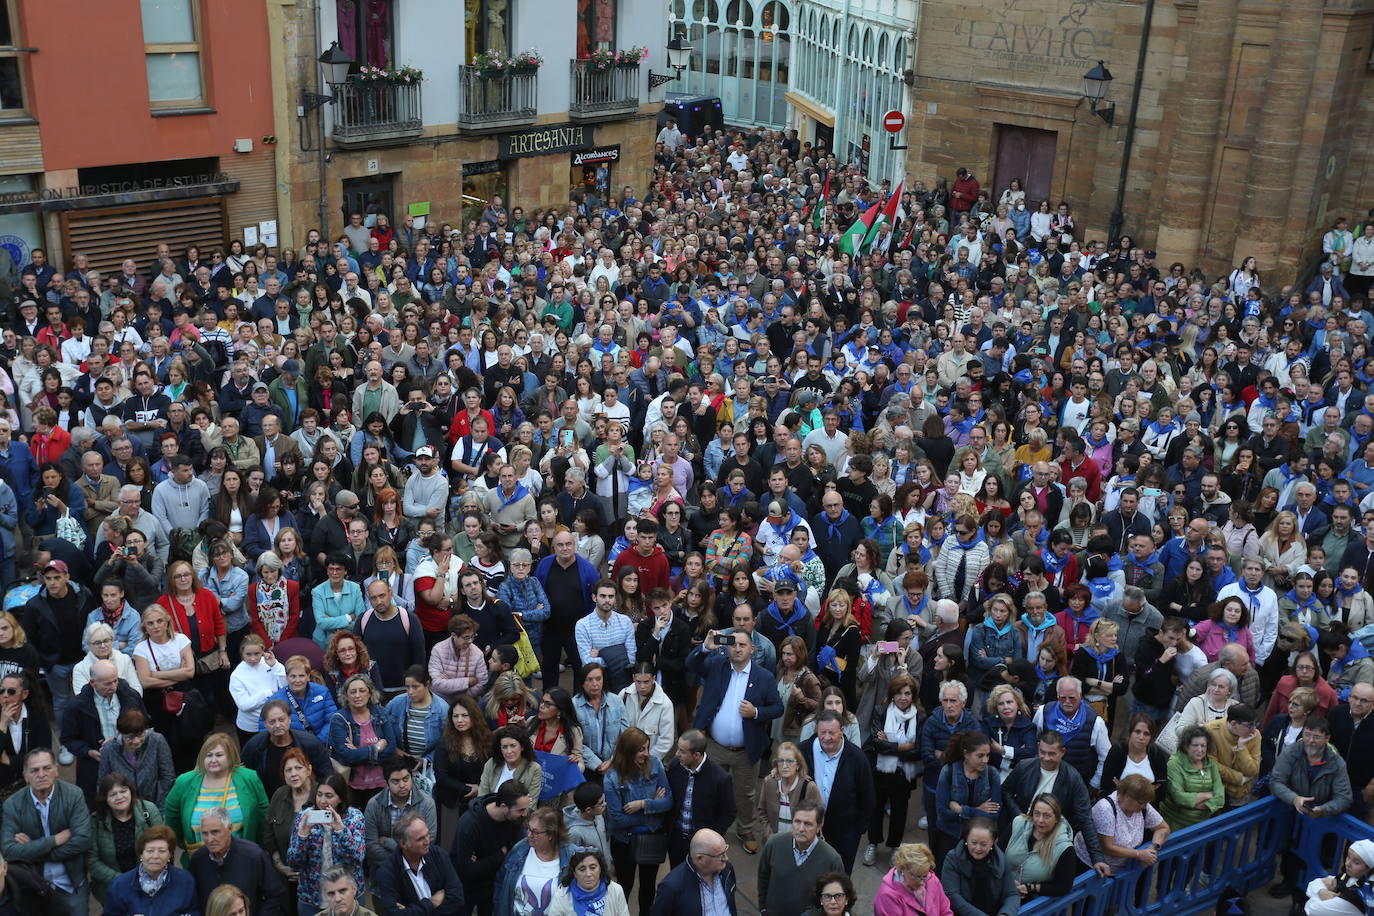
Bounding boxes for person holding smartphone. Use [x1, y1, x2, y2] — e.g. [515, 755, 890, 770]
[288, 773, 367, 916]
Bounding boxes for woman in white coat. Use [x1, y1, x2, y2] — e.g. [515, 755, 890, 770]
[617, 661, 675, 760]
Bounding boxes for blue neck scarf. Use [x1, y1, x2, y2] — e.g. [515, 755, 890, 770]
[1338, 582, 1363, 601]
[1041, 547, 1071, 576]
[1285, 589, 1319, 613]
[1083, 644, 1119, 680]
[497, 482, 530, 510]
[1045, 699, 1088, 741]
[767, 600, 807, 634]
[571, 880, 609, 916]
[903, 594, 929, 618]
[824, 509, 853, 541]
[1063, 604, 1100, 632]
[1085, 432, 1110, 451]
[1238, 580, 1265, 614]
[1126, 551, 1160, 574]
[950, 532, 985, 552]
[984, 615, 1012, 637]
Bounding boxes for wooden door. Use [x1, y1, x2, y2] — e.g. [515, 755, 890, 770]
[994, 124, 1058, 207]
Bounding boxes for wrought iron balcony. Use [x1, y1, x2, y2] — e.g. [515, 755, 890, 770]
[569, 59, 641, 122]
[457, 65, 538, 133]
[330, 79, 423, 147]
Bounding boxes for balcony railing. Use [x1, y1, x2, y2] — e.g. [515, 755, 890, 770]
[569, 59, 640, 121]
[330, 79, 423, 147]
[457, 66, 538, 133]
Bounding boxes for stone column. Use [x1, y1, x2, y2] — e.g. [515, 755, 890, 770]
[1153, 0, 1239, 264]
[1231, 0, 1322, 272]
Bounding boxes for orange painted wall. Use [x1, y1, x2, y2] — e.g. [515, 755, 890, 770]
[21, 0, 275, 170]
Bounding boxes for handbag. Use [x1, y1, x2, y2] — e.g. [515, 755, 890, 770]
[145, 638, 186, 715]
[55, 511, 87, 549]
[195, 650, 225, 675]
[511, 617, 540, 678]
[617, 784, 667, 864]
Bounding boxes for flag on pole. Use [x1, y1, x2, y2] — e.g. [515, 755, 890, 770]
[838, 202, 880, 256]
[810, 173, 830, 230]
[861, 181, 904, 253]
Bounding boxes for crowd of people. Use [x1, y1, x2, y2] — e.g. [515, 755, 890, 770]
[0, 120, 1368, 916]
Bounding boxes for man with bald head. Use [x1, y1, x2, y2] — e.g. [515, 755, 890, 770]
[1016, 461, 1063, 524]
[534, 529, 601, 684]
[1331, 682, 1374, 816]
[60, 658, 146, 801]
[652, 828, 737, 916]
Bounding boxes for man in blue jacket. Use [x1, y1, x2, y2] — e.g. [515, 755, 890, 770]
[685, 631, 783, 854]
[534, 530, 600, 684]
[650, 828, 738, 916]
[920, 680, 978, 835]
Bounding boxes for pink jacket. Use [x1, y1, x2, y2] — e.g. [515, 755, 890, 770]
[428, 636, 489, 704]
[1194, 619, 1257, 664]
[873, 868, 955, 916]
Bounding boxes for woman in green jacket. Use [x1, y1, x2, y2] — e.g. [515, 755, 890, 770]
[88, 773, 164, 903]
[1158, 725, 1224, 831]
[164, 731, 269, 862]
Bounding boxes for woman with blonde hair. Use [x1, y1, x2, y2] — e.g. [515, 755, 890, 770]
[814, 590, 863, 708]
[205, 883, 253, 916]
[164, 731, 269, 857]
[874, 842, 954, 916]
[1259, 510, 1306, 590]
[983, 683, 1037, 779]
[1070, 618, 1128, 726]
[954, 448, 987, 496]
[758, 739, 823, 841]
[1005, 793, 1076, 899]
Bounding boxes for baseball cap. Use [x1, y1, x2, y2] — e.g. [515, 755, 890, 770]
[774, 580, 797, 593]
[768, 500, 786, 518]
[282, 359, 301, 376]
[415, 445, 437, 459]
[42, 559, 68, 575]
[251, 381, 269, 393]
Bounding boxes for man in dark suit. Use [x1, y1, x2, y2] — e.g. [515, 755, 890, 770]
[188, 809, 288, 916]
[799, 710, 874, 873]
[650, 828, 738, 916]
[375, 813, 464, 916]
[684, 631, 783, 854]
[1330, 683, 1374, 817]
[1015, 461, 1063, 528]
[665, 729, 737, 867]
[59, 658, 146, 801]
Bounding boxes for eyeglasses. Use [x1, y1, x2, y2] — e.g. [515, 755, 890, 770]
[0, 687, 18, 696]
[697, 846, 729, 861]
[821, 893, 849, 902]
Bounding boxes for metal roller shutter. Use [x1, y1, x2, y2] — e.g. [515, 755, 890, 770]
[60, 197, 228, 275]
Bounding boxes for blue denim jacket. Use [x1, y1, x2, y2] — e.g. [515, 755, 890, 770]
[604, 755, 673, 842]
[385, 692, 450, 761]
[572, 692, 626, 769]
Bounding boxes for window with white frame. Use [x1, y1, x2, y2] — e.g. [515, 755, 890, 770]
[0, 0, 27, 113]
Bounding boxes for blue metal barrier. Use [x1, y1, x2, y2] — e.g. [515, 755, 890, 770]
[1292, 807, 1374, 886]
[1020, 797, 1297, 916]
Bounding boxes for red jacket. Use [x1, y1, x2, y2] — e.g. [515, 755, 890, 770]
[951, 174, 980, 212]
[29, 426, 71, 465]
[610, 544, 672, 595]
[1059, 455, 1103, 502]
[157, 589, 226, 654]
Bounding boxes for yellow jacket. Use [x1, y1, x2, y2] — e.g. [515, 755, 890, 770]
[1205, 716, 1261, 802]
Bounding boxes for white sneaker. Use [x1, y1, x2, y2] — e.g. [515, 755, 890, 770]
[863, 844, 877, 867]
[58, 747, 74, 766]
[918, 815, 928, 830]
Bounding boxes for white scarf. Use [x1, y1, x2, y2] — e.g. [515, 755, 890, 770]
[876, 703, 920, 780]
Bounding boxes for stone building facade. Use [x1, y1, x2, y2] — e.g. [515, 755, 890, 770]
[901, 0, 1374, 281]
[266, 0, 661, 248]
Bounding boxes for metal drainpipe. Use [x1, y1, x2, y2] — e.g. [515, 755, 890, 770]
[1107, 0, 1156, 242]
[316, 0, 331, 239]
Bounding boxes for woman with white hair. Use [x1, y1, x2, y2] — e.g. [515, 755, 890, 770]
[1157, 666, 1238, 754]
[73, 621, 142, 696]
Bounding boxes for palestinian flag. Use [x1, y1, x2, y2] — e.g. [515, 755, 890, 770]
[810, 173, 830, 230]
[839, 201, 880, 256]
[861, 181, 904, 253]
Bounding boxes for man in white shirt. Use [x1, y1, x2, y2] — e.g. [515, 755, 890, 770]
[1217, 557, 1279, 664]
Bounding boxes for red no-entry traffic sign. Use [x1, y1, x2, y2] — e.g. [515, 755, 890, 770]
[882, 109, 905, 133]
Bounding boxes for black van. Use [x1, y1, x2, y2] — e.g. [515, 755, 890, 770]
[658, 93, 725, 139]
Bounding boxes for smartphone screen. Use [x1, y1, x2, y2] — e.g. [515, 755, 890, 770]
[878, 640, 900, 654]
